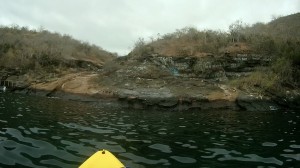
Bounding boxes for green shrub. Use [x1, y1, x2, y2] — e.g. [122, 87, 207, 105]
[232, 70, 279, 91]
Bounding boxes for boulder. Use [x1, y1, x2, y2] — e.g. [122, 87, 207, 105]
[236, 93, 280, 111]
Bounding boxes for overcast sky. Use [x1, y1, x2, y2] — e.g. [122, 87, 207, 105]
[0, 0, 299, 55]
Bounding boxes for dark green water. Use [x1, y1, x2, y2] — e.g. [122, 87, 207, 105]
[0, 92, 299, 168]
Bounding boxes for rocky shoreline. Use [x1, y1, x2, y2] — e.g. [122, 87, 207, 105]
[7, 77, 298, 112]
[1, 53, 299, 112]
[13, 88, 299, 112]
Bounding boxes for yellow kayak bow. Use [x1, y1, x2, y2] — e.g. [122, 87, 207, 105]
[79, 150, 125, 168]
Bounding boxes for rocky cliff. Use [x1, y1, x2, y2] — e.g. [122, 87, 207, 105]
[144, 53, 271, 80]
[85, 52, 298, 111]
[1, 49, 299, 112]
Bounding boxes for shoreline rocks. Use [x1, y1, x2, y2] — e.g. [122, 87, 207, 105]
[14, 83, 299, 112]
[1, 54, 299, 112]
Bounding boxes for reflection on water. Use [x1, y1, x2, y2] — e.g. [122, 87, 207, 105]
[0, 92, 299, 167]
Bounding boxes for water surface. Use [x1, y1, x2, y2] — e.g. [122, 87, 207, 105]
[0, 92, 299, 167]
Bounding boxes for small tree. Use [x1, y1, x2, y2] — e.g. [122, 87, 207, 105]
[229, 20, 243, 43]
[131, 37, 152, 57]
[134, 37, 146, 49]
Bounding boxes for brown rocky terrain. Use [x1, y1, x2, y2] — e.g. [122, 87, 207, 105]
[2, 50, 299, 111]
[1, 13, 300, 111]
[8, 50, 296, 112]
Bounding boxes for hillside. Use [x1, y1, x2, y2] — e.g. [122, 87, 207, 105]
[131, 13, 299, 56]
[0, 25, 117, 91]
[92, 13, 300, 110]
[1, 13, 299, 111]
[0, 26, 116, 74]
[268, 12, 300, 40]
[128, 13, 300, 89]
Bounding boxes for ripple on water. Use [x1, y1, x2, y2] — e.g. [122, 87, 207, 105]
[175, 142, 183, 145]
[0, 119, 8, 123]
[58, 122, 115, 134]
[281, 154, 300, 161]
[283, 149, 294, 153]
[202, 148, 241, 159]
[182, 143, 198, 149]
[1, 93, 300, 168]
[61, 140, 95, 156]
[170, 156, 197, 164]
[158, 132, 167, 135]
[149, 143, 172, 153]
[202, 148, 283, 166]
[126, 132, 138, 135]
[79, 139, 126, 153]
[0, 128, 82, 167]
[29, 127, 49, 134]
[212, 143, 225, 146]
[290, 144, 300, 149]
[68, 133, 79, 136]
[51, 136, 61, 140]
[111, 135, 126, 140]
[120, 153, 169, 165]
[262, 142, 278, 147]
[24, 130, 31, 135]
[218, 154, 283, 166]
[40, 159, 72, 168]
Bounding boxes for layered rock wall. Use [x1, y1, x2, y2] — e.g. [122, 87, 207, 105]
[147, 53, 272, 80]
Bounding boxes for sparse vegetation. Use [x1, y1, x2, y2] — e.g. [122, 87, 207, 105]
[128, 13, 300, 94]
[0, 25, 116, 76]
[0, 13, 299, 99]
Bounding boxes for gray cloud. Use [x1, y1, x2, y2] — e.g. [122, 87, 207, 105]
[0, 0, 299, 55]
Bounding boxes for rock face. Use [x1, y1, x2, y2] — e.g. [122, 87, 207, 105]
[146, 53, 271, 81]
[94, 53, 293, 111]
[236, 93, 280, 111]
[1, 52, 299, 111]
